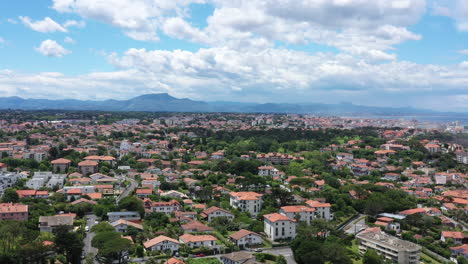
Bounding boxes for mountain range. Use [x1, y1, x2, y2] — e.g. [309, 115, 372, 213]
[0, 93, 464, 117]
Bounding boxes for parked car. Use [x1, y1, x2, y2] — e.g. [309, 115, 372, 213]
[195, 253, 206, 257]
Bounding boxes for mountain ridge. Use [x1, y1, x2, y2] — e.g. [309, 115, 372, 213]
[0, 93, 465, 116]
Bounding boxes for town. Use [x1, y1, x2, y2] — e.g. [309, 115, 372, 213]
[0, 110, 466, 264]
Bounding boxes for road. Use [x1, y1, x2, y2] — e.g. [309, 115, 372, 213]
[264, 247, 296, 264]
[116, 175, 138, 203]
[82, 214, 98, 264]
[443, 215, 468, 231]
[341, 214, 368, 235]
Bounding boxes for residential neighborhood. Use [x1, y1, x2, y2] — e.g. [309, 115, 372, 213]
[0, 111, 466, 264]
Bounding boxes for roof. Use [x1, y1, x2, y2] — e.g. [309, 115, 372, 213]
[165, 258, 186, 264]
[78, 160, 98, 166]
[111, 219, 143, 229]
[136, 189, 153, 194]
[229, 229, 260, 240]
[230, 191, 263, 201]
[442, 231, 466, 239]
[181, 220, 214, 232]
[305, 200, 331, 208]
[70, 198, 97, 205]
[280, 205, 315, 213]
[143, 235, 179, 248]
[202, 206, 234, 216]
[51, 158, 71, 164]
[263, 213, 295, 223]
[179, 234, 217, 243]
[0, 203, 28, 213]
[399, 208, 426, 215]
[38, 215, 74, 226]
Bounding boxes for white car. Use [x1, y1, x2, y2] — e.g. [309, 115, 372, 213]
[85, 226, 89, 232]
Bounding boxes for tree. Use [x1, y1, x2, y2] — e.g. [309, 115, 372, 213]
[363, 249, 384, 264]
[118, 196, 145, 217]
[92, 231, 131, 264]
[1, 188, 19, 203]
[91, 222, 115, 233]
[276, 255, 287, 264]
[54, 225, 84, 264]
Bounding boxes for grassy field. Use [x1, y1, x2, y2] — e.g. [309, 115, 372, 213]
[186, 257, 222, 264]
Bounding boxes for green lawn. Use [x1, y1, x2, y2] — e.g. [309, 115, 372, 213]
[186, 257, 222, 264]
[420, 252, 442, 264]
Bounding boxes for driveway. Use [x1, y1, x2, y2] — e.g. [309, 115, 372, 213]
[342, 215, 368, 235]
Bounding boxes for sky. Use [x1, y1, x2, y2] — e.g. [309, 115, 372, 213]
[0, 0, 468, 112]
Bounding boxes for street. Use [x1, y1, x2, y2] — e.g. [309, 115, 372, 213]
[341, 214, 368, 235]
[264, 247, 296, 264]
[116, 176, 138, 203]
[82, 214, 99, 264]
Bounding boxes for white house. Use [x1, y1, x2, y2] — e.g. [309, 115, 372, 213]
[306, 200, 333, 220]
[258, 166, 279, 177]
[179, 234, 218, 249]
[201, 206, 235, 222]
[144, 235, 179, 252]
[144, 199, 182, 215]
[264, 213, 296, 241]
[229, 229, 262, 248]
[230, 192, 263, 217]
[111, 219, 143, 232]
[279, 205, 316, 224]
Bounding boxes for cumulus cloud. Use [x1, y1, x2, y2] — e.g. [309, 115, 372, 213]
[63, 19, 86, 28]
[19, 16, 68, 33]
[35, 39, 71, 57]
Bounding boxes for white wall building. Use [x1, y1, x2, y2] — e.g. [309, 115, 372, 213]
[263, 213, 296, 241]
[230, 192, 263, 217]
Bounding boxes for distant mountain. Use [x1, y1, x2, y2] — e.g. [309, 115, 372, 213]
[0, 93, 464, 117]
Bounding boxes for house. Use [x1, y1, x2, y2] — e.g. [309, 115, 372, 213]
[144, 235, 179, 252]
[165, 258, 186, 264]
[38, 215, 74, 232]
[450, 244, 468, 259]
[201, 206, 235, 222]
[0, 203, 28, 221]
[51, 158, 71, 173]
[181, 220, 214, 233]
[136, 188, 153, 198]
[356, 228, 421, 264]
[78, 160, 98, 174]
[179, 234, 218, 249]
[279, 205, 315, 224]
[374, 217, 400, 233]
[230, 192, 263, 217]
[161, 190, 187, 199]
[229, 229, 262, 248]
[441, 231, 466, 245]
[111, 219, 144, 233]
[257, 166, 279, 177]
[107, 211, 141, 222]
[220, 252, 257, 264]
[144, 199, 182, 215]
[305, 200, 333, 220]
[263, 213, 296, 241]
[425, 143, 441, 154]
[70, 198, 97, 206]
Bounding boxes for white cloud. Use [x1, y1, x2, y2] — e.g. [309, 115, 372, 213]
[431, 0, 468, 31]
[7, 18, 17, 24]
[0, 37, 5, 44]
[64, 36, 76, 44]
[35, 39, 71, 57]
[51, 0, 205, 41]
[19, 16, 67, 33]
[458, 49, 468, 55]
[63, 20, 86, 28]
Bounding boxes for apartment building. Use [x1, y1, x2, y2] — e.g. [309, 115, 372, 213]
[263, 213, 296, 241]
[356, 228, 421, 264]
[230, 192, 263, 217]
[279, 205, 315, 224]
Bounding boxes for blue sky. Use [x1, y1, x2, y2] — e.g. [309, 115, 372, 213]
[0, 0, 468, 111]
